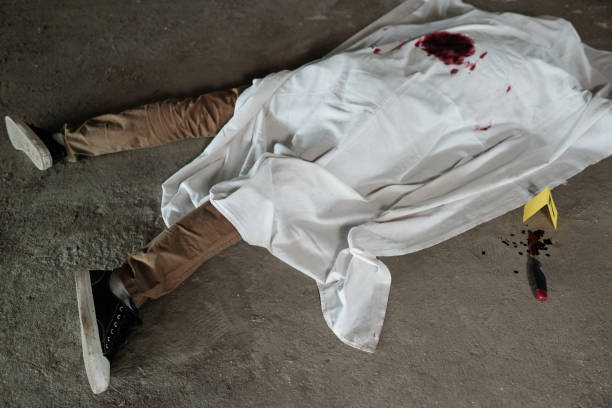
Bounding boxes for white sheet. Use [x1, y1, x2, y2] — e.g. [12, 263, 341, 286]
[161, 0, 612, 352]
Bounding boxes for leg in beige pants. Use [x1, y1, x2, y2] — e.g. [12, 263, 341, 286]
[114, 203, 241, 307]
[63, 87, 244, 162]
[63, 87, 245, 307]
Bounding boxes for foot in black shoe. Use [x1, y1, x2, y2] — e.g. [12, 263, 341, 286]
[74, 269, 141, 394]
[5, 116, 67, 170]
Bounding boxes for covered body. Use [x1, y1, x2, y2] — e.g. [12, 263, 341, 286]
[161, 0, 612, 351]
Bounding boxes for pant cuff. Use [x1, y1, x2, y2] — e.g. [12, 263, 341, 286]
[113, 263, 148, 308]
[62, 124, 79, 163]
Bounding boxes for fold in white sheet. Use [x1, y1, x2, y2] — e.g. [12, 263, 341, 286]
[161, 0, 612, 352]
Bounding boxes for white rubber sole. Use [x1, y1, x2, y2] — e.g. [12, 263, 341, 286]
[5, 116, 52, 170]
[74, 269, 111, 394]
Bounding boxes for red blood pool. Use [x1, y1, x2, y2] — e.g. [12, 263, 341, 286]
[373, 48, 381, 54]
[415, 31, 475, 65]
[480, 51, 488, 59]
[506, 85, 512, 93]
[450, 68, 459, 75]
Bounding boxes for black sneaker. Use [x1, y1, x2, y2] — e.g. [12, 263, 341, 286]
[5, 116, 66, 170]
[74, 269, 141, 394]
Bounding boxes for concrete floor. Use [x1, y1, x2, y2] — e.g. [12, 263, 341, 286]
[1, 1, 611, 407]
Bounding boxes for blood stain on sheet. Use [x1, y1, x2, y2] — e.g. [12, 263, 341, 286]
[480, 51, 488, 59]
[373, 47, 381, 54]
[474, 124, 492, 131]
[465, 61, 476, 71]
[506, 85, 512, 93]
[450, 68, 459, 75]
[414, 31, 475, 65]
[391, 39, 409, 52]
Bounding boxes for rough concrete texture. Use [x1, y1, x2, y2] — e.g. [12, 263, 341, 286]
[1, 0, 611, 407]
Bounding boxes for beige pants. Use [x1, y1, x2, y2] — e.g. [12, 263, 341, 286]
[63, 87, 244, 307]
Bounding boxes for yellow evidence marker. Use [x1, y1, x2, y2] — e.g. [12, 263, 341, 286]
[523, 187, 558, 229]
